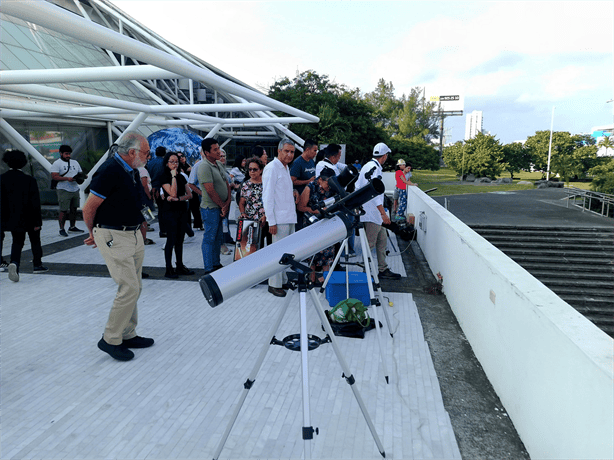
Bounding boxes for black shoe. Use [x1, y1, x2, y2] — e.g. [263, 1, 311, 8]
[186, 230, 195, 237]
[142, 272, 150, 278]
[144, 238, 156, 245]
[378, 268, 401, 280]
[59, 229, 68, 237]
[164, 268, 178, 279]
[122, 336, 154, 349]
[268, 286, 287, 297]
[33, 265, 49, 273]
[68, 226, 85, 233]
[98, 337, 134, 361]
[159, 232, 167, 238]
[176, 265, 195, 276]
[213, 264, 223, 271]
[0, 260, 8, 272]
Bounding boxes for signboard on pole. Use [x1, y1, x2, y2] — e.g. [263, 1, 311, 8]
[426, 93, 464, 114]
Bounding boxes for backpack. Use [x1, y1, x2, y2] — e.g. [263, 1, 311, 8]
[329, 298, 370, 328]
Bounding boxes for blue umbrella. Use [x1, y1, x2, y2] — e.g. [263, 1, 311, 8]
[147, 128, 203, 166]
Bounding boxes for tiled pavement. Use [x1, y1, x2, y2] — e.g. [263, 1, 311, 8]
[1, 220, 461, 460]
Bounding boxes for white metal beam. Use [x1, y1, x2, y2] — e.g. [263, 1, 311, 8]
[0, 65, 182, 85]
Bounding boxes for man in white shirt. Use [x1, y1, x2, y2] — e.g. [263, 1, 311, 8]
[262, 138, 298, 297]
[50, 144, 85, 237]
[354, 142, 401, 280]
[315, 143, 347, 178]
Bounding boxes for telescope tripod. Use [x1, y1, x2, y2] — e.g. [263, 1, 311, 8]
[212, 254, 386, 460]
[321, 224, 395, 384]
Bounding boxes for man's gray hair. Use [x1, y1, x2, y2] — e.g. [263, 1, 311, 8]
[277, 138, 294, 151]
[117, 131, 144, 155]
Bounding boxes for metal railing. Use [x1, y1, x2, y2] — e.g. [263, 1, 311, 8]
[564, 186, 614, 218]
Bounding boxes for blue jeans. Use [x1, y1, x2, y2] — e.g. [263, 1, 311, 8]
[200, 208, 223, 271]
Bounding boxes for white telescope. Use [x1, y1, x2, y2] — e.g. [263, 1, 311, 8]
[199, 178, 385, 307]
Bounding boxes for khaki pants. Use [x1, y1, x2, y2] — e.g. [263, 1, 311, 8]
[363, 222, 388, 272]
[94, 227, 144, 345]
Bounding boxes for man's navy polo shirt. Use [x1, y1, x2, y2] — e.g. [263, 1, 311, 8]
[90, 153, 145, 227]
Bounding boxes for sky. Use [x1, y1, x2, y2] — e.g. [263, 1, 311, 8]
[112, 0, 613, 145]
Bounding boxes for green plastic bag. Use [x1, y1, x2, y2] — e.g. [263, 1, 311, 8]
[329, 298, 370, 328]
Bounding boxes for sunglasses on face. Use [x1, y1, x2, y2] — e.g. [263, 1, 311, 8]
[248, 168, 260, 172]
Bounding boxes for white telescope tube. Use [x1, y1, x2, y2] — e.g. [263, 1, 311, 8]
[200, 214, 353, 307]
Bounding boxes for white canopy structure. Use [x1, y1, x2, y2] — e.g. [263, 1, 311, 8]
[0, 0, 317, 201]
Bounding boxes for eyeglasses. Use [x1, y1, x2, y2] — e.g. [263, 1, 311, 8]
[248, 167, 260, 172]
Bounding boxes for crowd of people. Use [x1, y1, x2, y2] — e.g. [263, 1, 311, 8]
[1, 133, 416, 360]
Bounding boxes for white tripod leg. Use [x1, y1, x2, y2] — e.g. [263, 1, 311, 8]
[308, 289, 386, 458]
[359, 227, 394, 336]
[212, 291, 295, 460]
[358, 227, 390, 384]
[298, 289, 314, 458]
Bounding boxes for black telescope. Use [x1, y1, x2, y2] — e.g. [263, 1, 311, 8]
[199, 178, 385, 307]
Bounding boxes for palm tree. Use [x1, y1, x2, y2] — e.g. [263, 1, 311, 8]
[598, 135, 614, 156]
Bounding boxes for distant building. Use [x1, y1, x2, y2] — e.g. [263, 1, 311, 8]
[465, 110, 483, 140]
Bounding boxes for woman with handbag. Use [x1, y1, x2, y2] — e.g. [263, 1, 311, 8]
[238, 157, 270, 249]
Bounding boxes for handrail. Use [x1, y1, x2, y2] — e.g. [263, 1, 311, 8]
[564, 186, 614, 218]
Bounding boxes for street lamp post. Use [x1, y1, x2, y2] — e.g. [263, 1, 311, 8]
[546, 106, 555, 181]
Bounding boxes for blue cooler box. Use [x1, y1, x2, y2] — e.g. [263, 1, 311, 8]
[323, 271, 371, 307]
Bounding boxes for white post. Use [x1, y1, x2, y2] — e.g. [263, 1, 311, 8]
[0, 118, 51, 172]
[546, 106, 555, 181]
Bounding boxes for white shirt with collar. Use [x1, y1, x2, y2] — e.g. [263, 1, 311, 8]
[262, 157, 297, 227]
[355, 158, 385, 225]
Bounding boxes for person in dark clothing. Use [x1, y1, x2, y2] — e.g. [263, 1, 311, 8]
[160, 151, 194, 278]
[0, 150, 47, 281]
[147, 146, 167, 237]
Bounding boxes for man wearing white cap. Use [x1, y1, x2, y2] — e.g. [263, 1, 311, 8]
[354, 142, 401, 280]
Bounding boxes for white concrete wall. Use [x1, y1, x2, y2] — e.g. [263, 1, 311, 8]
[405, 186, 614, 460]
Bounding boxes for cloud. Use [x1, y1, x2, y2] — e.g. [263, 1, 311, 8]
[372, 1, 613, 101]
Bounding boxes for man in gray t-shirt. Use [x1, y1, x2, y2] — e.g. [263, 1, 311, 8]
[50, 144, 84, 237]
[197, 139, 231, 273]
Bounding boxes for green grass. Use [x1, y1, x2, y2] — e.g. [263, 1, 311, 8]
[411, 168, 593, 197]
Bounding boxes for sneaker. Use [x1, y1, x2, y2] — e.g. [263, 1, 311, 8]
[68, 226, 85, 233]
[8, 263, 19, 282]
[33, 265, 49, 273]
[164, 268, 178, 279]
[98, 337, 134, 361]
[144, 238, 155, 245]
[0, 260, 8, 272]
[122, 336, 154, 349]
[379, 268, 401, 280]
[59, 229, 68, 237]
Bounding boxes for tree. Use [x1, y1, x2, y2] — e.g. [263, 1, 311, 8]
[598, 135, 614, 156]
[589, 158, 614, 193]
[364, 80, 439, 143]
[267, 70, 387, 164]
[363, 78, 402, 132]
[388, 136, 440, 171]
[525, 130, 576, 177]
[443, 133, 504, 178]
[502, 142, 533, 179]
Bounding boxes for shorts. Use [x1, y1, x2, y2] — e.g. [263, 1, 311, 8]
[393, 188, 402, 200]
[57, 189, 80, 212]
